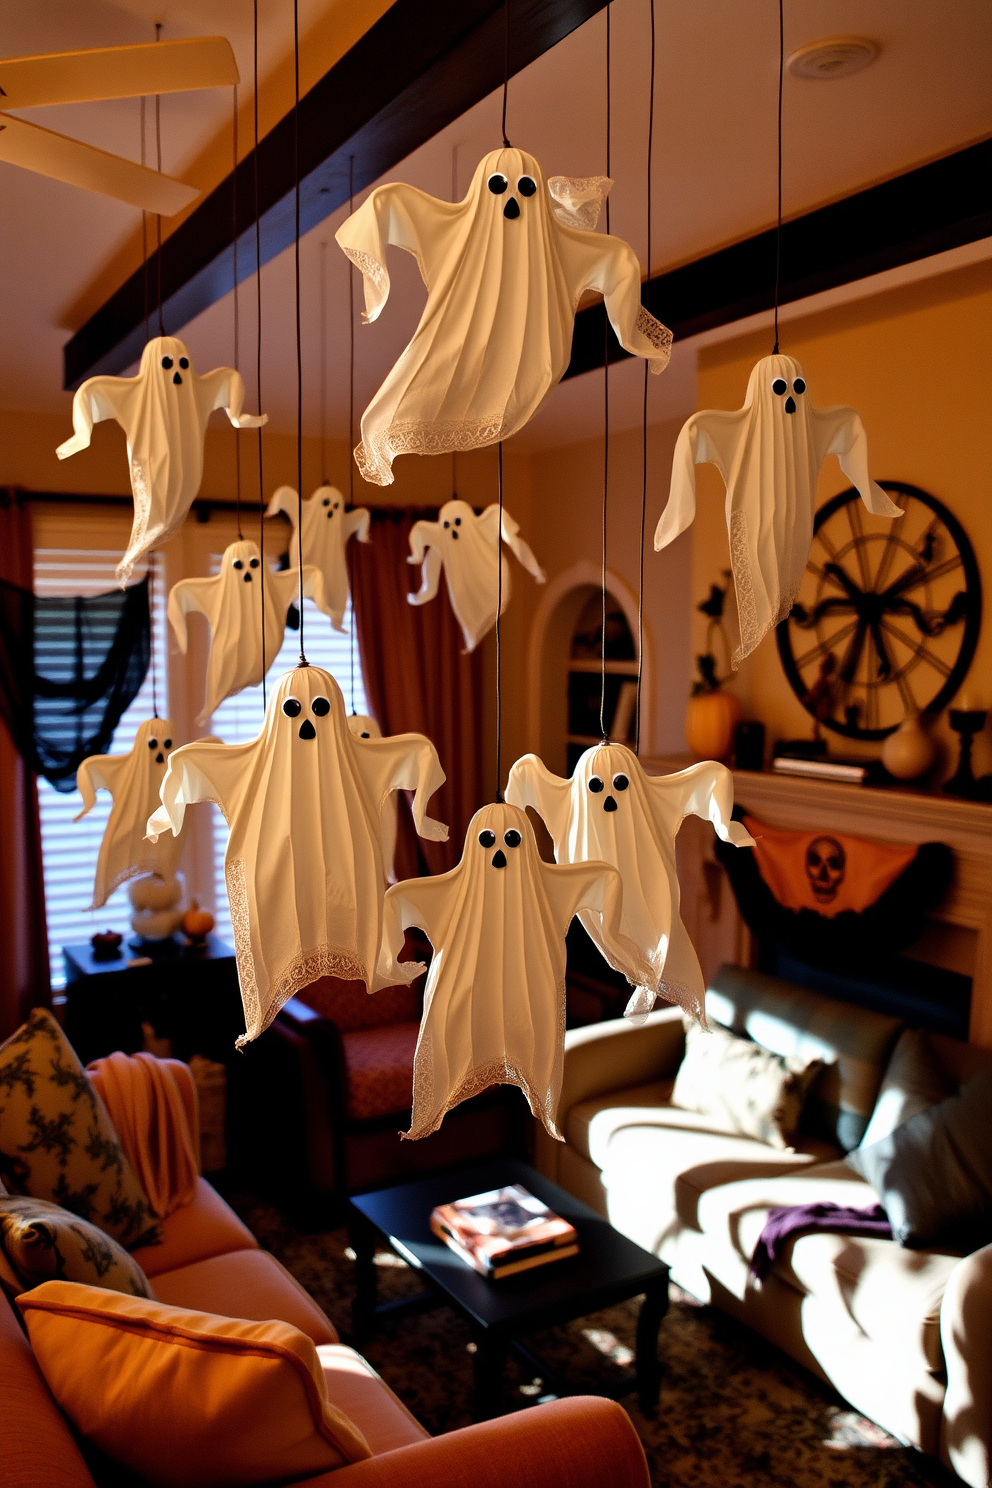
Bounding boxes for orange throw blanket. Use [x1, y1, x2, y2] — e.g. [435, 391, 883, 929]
[742, 814, 918, 919]
[87, 1053, 200, 1218]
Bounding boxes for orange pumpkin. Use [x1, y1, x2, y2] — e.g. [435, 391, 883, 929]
[685, 688, 743, 762]
[182, 901, 215, 941]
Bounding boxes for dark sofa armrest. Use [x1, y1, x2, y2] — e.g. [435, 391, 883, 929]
[305, 1396, 649, 1488]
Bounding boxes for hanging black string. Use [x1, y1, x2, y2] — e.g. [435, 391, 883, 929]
[636, 0, 656, 755]
[599, 1, 612, 741]
[253, 0, 266, 707]
[148, 555, 159, 718]
[772, 0, 784, 354]
[347, 156, 357, 714]
[450, 145, 459, 499]
[293, 0, 306, 666]
[232, 84, 243, 539]
[495, 443, 505, 802]
[140, 98, 149, 347]
[501, 0, 511, 148]
[154, 23, 164, 336]
[319, 242, 328, 486]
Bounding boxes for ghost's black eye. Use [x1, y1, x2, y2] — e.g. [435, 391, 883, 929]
[588, 776, 604, 793]
[312, 696, 330, 717]
[361, 731, 370, 738]
[334, 502, 340, 510]
[249, 557, 259, 569]
[479, 829, 496, 847]
[282, 698, 302, 718]
[443, 520, 450, 528]
[772, 378, 787, 395]
[161, 356, 173, 369]
[487, 173, 508, 194]
[233, 559, 243, 570]
[504, 829, 522, 847]
[179, 357, 189, 370]
[517, 176, 537, 197]
[322, 498, 330, 507]
[793, 378, 806, 395]
[454, 516, 461, 526]
[613, 773, 629, 791]
[148, 739, 158, 749]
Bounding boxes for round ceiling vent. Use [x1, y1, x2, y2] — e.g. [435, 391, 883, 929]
[787, 36, 880, 81]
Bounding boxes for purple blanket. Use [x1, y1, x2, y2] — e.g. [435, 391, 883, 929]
[749, 1202, 892, 1281]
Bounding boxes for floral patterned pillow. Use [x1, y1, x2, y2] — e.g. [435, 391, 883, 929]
[0, 1196, 156, 1298]
[0, 1010, 160, 1249]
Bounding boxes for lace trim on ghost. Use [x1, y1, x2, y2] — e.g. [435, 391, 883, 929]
[117, 461, 151, 585]
[730, 509, 802, 667]
[624, 975, 707, 1028]
[404, 977, 567, 1142]
[356, 415, 510, 487]
[341, 244, 427, 319]
[227, 858, 260, 1047]
[547, 174, 612, 231]
[636, 305, 674, 371]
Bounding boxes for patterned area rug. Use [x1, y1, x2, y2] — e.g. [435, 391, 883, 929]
[225, 1188, 958, 1488]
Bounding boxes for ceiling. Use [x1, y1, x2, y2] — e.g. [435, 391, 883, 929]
[1, 0, 990, 455]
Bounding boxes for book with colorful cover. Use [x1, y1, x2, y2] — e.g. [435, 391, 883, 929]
[430, 1184, 579, 1279]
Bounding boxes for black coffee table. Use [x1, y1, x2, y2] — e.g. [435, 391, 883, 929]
[347, 1157, 670, 1420]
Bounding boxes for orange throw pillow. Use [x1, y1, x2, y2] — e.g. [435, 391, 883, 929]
[19, 1281, 371, 1487]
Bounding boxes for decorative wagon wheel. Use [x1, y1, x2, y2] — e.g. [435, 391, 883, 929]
[776, 482, 981, 741]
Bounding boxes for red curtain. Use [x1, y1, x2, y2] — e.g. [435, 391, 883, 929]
[350, 509, 483, 878]
[0, 491, 51, 1039]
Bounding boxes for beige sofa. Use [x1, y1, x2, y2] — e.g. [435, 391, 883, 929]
[536, 965, 992, 1487]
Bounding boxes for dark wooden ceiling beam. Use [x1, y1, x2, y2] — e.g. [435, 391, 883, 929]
[62, 0, 610, 389]
[566, 138, 992, 377]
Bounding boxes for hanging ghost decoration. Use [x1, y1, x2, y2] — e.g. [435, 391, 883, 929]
[168, 540, 328, 723]
[147, 666, 447, 1048]
[336, 149, 673, 485]
[506, 745, 754, 1024]
[375, 802, 655, 1140]
[653, 354, 902, 665]
[408, 499, 546, 652]
[75, 717, 186, 908]
[346, 714, 398, 884]
[266, 485, 371, 631]
[56, 337, 267, 586]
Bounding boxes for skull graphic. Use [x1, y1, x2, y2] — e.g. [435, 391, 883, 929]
[805, 836, 846, 904]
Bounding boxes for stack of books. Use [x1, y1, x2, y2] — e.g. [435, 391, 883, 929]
[430, 1184, 579, 1279]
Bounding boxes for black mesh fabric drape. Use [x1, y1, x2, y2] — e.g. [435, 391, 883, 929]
[0, 575, 150, 793]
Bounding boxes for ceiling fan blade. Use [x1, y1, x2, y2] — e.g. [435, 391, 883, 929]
[0, 113, 200, 214]
[0, 37, 238, 109]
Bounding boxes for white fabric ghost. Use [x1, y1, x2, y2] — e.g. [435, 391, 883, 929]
[375, 802, 655, 1141]
[75, 717, 185, 909]
[506, 744, 754, 1024]
[408, 499, 546, 652]
[336, 149, 672, 485]
[266, 485, 371, 632]
[168, 539, 328, 723]
[654, 354, 902, 665]
[346, 714, 398, 884]
[146, 666, 447, 1049]
[57, 336, 267, 585]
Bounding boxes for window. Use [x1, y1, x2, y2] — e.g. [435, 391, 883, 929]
[34, 538, 168, 987]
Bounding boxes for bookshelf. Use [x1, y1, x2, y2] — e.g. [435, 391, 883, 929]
[566, 594, 638, 773]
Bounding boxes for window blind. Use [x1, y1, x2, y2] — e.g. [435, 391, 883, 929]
[34, 547, 167, 988]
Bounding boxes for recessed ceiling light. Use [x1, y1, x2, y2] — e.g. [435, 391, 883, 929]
[787, 36, 880, 81]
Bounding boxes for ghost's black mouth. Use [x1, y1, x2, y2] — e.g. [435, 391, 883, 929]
[491, 849, 507, 869]
[173, 372, 183, 386]
[785, 395, 796, 414]
[155, 752, 164, 764]
[243, 572, 252, 583]
[604, 796, 618, 813]
[298, 720, 316, 740]
[503, 197, 520, 220]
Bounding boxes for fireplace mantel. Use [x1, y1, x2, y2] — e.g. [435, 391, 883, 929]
[644, 757, 992, 1049]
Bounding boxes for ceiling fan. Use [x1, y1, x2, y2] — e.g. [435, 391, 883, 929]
[0, 37, 238, 216]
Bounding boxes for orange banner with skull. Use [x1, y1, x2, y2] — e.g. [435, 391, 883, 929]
[741, 815, 918, 919]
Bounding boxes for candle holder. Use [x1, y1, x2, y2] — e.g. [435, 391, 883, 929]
[944, 709, 992, 801]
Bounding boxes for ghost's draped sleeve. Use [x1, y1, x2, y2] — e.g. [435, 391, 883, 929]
[653, 408, 749, 551]
[499, 509, 546, 583]
[73, 752, 123, 820]
[265, 485, 299, 529]
[505, 755, 572, 849]
[167, 575, 217, 653]
[561, 231, 672, 374]
[542, 860, 655, 988]
[146, 739, 255, 840]
[811, 407, 903, 518]
[407, 521, 443, 607]
[57, 375, 139, 459]
[335, 184, 460, 322]
[662, 760, 755, 847]
[345, 507, 371, 544]
[352, 734, 448, 842]
[375, 872, 454, 986]
[195, 368, 267, 430]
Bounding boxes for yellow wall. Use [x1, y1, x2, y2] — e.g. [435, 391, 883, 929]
[691, 260, 992, 778]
